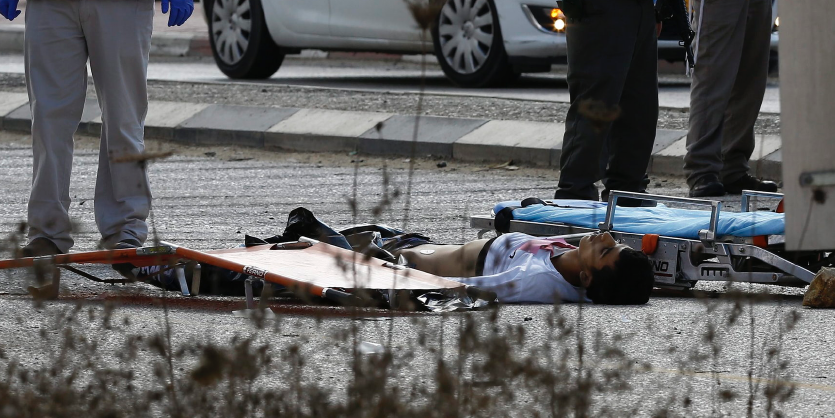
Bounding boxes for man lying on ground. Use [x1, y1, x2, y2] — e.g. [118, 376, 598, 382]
[134, 208, 655, 305]
[393, 231, 654, 305]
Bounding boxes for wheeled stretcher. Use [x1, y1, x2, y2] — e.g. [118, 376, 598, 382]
[472, 190, 832, 289]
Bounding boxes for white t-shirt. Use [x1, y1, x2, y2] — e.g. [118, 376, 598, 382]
[449, 233, 591, 304]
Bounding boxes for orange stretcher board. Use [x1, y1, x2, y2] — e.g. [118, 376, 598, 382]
[0, 241, 463, 303]
[196, 243, 462, 291]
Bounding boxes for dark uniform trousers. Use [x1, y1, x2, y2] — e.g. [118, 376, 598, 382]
[556, 0, 659, 201]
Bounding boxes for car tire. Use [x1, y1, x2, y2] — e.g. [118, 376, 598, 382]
[431, 0, 518, 88]
[205, 0, 284, 79]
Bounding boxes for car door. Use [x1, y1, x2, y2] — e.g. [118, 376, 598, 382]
[271, 0, 331, 36]
[329, 0, 424, 42]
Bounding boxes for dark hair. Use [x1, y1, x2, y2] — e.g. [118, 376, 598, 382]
[585, 248, 654, 304]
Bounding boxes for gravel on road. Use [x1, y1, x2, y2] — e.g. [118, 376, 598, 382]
[1, 130, 826, 417]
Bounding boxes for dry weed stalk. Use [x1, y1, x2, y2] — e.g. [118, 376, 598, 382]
[404, 0, 445, 31]
[399, 0, 444, 231]
[0, 4, 806, 414]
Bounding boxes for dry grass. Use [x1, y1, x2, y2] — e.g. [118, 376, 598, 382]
[0, 289, 802, 417]
[0, 2, 804, 416]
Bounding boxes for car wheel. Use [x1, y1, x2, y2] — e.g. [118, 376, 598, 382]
[206, 0, 284, 79]
[431, 0, 517, 88]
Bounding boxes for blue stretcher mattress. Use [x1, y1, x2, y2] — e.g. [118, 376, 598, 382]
[494, 200, 785, 239]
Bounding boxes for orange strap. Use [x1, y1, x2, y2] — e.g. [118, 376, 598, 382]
[642, 234, 660, 255]
[752, 235, 769, 248]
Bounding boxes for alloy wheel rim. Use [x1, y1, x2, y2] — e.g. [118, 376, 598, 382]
[212, 0, 252, 65]
[437, 0, 494, 75]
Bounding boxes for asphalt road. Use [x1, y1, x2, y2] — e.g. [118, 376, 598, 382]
[0, 129, 832, 416]
[0, 53, 783, 114]
[0, 56, 783, 136]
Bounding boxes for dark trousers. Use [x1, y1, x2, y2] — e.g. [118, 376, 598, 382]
[556, 0, 659, 201]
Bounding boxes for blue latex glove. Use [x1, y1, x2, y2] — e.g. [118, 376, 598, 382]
[161, 0, 194, 27]
[0, 0, 21, 21]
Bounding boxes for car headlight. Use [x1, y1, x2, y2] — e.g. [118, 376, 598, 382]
[524, 6, 566, 33]
[551, 9, 567, 31]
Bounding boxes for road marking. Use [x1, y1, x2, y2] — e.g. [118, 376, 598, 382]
[649, 366, 835, 393]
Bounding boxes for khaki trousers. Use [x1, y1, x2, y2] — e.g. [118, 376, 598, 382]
[683, 0, 773, 187]
[25, 0, 154, 252]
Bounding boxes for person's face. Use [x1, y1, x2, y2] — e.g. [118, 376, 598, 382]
[577, 232, 629, 286]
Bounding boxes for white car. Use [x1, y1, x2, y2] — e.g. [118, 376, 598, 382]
[204, 0, 569, 87]
[657, 0, 779, 66]
[203, 0, 778, 87]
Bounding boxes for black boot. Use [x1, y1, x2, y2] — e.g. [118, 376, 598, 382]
[601, 189, 657, 207]
[723, 174, 779, 194]
[689, 175, 725, 198]
[18, 237, 63, 258]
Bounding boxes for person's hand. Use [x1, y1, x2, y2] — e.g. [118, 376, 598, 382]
[0, 0, 21, 22]
[161, 0, 194, 27]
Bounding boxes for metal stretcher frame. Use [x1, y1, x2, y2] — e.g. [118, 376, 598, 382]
[471, 190, 821, 289]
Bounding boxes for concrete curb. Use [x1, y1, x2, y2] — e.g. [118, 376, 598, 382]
[0, 92, 784, 180]
[0, 27, 24, 53]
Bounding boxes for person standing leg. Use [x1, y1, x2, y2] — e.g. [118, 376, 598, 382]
[718, 0, 777, 193]
[555, 0, 641, 201]
[683, 0, 748, 197]
[82, 0, 154, 248]
[23, 0, 89, 255]
[602, 0, 658, 200]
